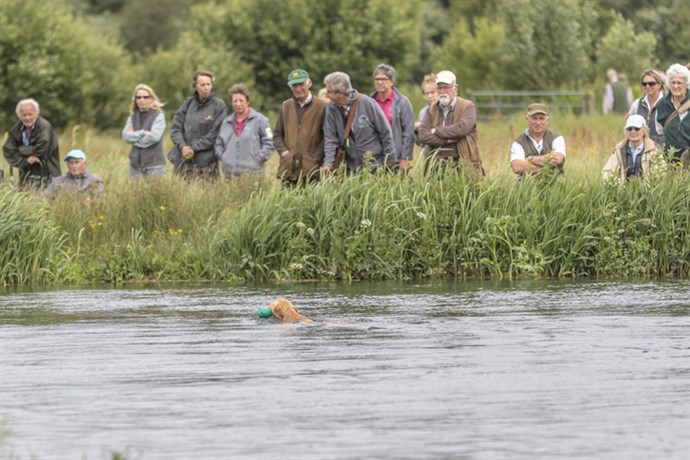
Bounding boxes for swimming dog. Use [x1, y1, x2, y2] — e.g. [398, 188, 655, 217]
[269, 298, 314, 323]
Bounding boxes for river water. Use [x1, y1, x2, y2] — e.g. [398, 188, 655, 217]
[0, 280, 688, 460]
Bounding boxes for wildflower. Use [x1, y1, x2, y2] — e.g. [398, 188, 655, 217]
[296, 222, 306, 229]
[98, 215, 104, 220]
[159, 205, 166, 211]
[306, 228, 315, 236]
[289, 263, 304, 271]
[361, 219, 372, 228]
[417, 212, 427, 220]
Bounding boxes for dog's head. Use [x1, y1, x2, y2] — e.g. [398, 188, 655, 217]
[269, 298, 313, 323]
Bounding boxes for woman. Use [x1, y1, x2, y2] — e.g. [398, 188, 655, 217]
[414, 73, 438, 153]
[122, 84, 166, 178]
[168, 70, 227, 179]
[602, 114, 663, 182]
[214, 84, 274, 178]
[655, 63, 690, 167]
[627, 69, 665, 144]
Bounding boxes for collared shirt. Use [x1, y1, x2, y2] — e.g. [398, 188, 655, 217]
[234, 109, 251, 136]
[374, 90, 394, 125]
[21, 124, 33, 146]
[297, 91, 312, 108]
[627, 142, 644, 164]
[510, 129, 567, 162]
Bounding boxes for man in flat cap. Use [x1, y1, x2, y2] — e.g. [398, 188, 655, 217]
[418, 70, 484, 176]
[274, 69, 327, 187]
[510, 103, 566, 177]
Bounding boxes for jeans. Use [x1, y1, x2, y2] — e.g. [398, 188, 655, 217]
[130, 165, 166, 178]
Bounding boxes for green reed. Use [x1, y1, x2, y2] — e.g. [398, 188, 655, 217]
[0, 190, 66, 286]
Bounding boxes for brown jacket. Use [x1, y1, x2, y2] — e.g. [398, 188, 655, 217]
[418, 97, 484, 176]
[602, 137, 663, 182]
[274, 94, 326, 181]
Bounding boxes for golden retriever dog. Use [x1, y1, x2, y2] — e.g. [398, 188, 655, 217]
[269, 298, 314, 323]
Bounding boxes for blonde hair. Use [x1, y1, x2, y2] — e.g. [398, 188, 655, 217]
[129, 83, 164, 115]
[640, 69, 666, 93]
[421, 73, 436, 93]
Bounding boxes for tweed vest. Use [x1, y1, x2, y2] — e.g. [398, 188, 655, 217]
[515, 129, 564, 175]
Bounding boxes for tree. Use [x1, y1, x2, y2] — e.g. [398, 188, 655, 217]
[497, 0, 598, 89]
[432, 17, 504, 92]
[197, 0, 422, 103]
[0, 0, 132, 130]
[595, 13, 657, 84]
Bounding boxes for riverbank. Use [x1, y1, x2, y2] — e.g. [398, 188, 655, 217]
[2, 114, 688, 286]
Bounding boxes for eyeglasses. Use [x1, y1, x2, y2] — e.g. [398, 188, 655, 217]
[626, 127, 641, 132]
[374, 77, 390, 82]
[135, 95, 151, 100]
[641, 81, 657, 87]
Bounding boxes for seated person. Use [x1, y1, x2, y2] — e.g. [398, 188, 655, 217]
[44, 149, 104, 199]
[602, 114, 664, 181]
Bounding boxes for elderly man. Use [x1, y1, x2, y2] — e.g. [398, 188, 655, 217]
[371, 64, 415, 172]
[418, 70, 484, 176]
[3, 98, 61, 188]
[273, 69, 326, 186]
[510, 103, 566, 177]
[322, 71, 395, 173]
[43, 149, 104, 199]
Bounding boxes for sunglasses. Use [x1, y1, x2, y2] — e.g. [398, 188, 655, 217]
[626, 127, 641, 132]
[135, 95, 151, 100]
[641, 81, 658, 87]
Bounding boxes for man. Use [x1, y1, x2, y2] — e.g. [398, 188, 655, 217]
[3, 98, 61, 188]
[418, 70, 484, 176]
[603, 68, 633, 115]
[273, 69, 326, 186]
[43, 149, 104, 199]
[509, 103, 566, 177]
[322, 71, 395, 173]
[371, 64, 415, 172]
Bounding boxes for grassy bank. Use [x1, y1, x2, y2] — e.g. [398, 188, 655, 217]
[2, 114, 688, 286]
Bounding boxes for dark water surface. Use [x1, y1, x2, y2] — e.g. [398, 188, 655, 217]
[1, 280, 689, 460]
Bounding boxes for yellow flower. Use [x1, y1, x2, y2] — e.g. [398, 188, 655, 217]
[159, 205, 166, 211]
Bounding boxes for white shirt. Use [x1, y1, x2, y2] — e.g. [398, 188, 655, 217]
[510, 129, 566, 163]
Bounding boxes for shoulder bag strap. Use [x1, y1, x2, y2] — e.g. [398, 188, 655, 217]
[664, 99, 690, 129]
[343, 94, 362, 141]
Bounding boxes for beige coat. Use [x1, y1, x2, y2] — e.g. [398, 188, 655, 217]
[602, 138, 662, 182]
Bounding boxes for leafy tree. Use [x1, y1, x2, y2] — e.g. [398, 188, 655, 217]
[431, 17, 504, 92]
[131, 17, 254, 114]
[198, 0, 422, 103]
[595, 13, 657, 84]
[118, 0, 196, 54]
[497, 0, 597, 89]
[0, 0, 132, 130]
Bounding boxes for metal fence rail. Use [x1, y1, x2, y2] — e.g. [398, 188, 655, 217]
[470, 90, 588, 120]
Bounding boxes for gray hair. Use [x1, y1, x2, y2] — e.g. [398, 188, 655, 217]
[373, 64, 396, 82]
[16, 98, 40, 117]
[665, 63, 690, 87]
[323, 72, 352, 94]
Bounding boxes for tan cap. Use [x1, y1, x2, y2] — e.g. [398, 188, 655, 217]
[526, 103, 549, 116]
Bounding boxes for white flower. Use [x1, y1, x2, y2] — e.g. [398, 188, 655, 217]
[360, 219, 372, 228]
[306, 228, 315, 236]
[289, 263, 303, 270]
[416, 212, 427, 220]
[296, 222, 306, 229]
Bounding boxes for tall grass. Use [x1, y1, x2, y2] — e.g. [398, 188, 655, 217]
[0, 190, 66, 286]
[1, 115, 687, 285]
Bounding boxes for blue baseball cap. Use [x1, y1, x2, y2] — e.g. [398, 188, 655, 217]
[64, 149, 86, 162]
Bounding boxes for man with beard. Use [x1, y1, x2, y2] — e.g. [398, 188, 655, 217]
[417, 70, 484, 176]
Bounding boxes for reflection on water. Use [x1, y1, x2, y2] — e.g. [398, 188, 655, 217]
[1, 280, 689, 459]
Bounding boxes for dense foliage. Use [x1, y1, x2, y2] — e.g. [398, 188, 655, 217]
[2, 166, 688, 286]
[1, 0, 687, 130]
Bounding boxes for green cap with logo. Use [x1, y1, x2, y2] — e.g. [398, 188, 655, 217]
[287, 69, 310, 85]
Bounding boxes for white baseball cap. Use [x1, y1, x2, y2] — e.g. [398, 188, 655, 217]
[436, 70, 456, 85]
[625, 114, 646, 129]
